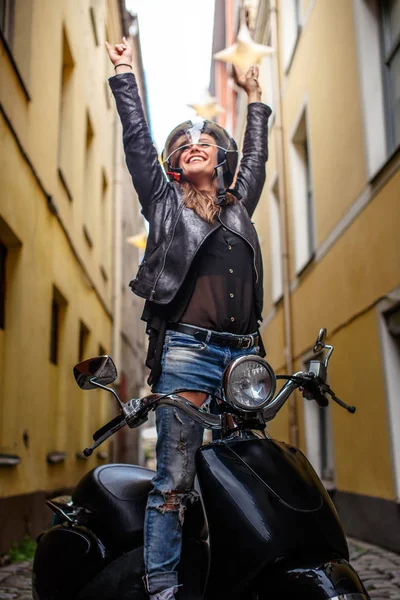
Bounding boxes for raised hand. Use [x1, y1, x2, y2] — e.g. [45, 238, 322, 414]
[233, 65, 262, 102]
[105, 36, 133, 68]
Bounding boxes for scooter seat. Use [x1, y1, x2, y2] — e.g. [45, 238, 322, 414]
[73, 464, 207, 551]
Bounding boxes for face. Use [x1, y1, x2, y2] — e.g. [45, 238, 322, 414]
[177, 134, 219, 183]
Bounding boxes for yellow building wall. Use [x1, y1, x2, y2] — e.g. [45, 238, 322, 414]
[291, 172, 400, 357]
[328, 310, 395, 500]
[0, 116, 112, 496]
[0, 0, 126, 500]
[281, 0, 367, 268]
[251, 0, 400, 505]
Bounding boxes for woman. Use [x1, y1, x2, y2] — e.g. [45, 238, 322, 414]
[106, 37, 272, 600]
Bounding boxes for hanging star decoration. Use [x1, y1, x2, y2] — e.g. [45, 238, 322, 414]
[213, 19, 274, 72]
[188, 90, 225, 120]
[126, 230, 147, 250]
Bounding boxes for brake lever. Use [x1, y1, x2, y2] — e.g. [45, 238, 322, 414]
[324, 386, 356, 414]
[83, 417, 128, 457]
[93, 413, 126, 441]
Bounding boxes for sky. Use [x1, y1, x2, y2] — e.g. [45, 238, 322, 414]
[125, 0, 216, 152]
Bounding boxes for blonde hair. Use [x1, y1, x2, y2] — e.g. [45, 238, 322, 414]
[181, 180, 236, 223]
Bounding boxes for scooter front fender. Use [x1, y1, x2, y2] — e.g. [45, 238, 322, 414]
[251, 558, 369, 599]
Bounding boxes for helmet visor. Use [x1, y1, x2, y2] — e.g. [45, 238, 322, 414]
[163, 120, 234, 169]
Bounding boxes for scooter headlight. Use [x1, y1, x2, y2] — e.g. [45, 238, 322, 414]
[223, 356, 276, 412]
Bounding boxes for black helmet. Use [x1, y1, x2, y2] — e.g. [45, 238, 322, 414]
[161, 119, 238, 194]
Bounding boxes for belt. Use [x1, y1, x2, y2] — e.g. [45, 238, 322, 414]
[168, 323, 259, 350]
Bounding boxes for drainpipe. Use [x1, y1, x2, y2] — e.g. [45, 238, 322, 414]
[111, 112, 123, 462]
[269, 0, 298, 446]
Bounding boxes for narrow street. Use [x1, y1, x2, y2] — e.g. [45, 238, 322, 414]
[0, 538, 399, 599]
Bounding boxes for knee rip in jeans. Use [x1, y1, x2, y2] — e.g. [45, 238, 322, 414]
[156, 490, 198, 526]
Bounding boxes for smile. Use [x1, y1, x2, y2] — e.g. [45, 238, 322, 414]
[188, 156, 205, 163]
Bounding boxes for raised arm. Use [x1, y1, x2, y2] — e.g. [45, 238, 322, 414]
[106, 38, 168, 220]
[233, 66, 272, 217]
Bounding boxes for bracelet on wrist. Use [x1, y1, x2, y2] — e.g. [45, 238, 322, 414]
[114, 63, 132, 70]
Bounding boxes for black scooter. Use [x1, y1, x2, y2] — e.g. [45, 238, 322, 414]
[32, 328, 370, 600]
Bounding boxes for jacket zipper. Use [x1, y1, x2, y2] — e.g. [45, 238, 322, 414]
[218, 214, 259, 283]
[149, 205, 221, 302]
[149, 202, 184, 301]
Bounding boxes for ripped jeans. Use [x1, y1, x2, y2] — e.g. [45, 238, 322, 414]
[144, 405, 204, 595]
[144, 329, 260, 595]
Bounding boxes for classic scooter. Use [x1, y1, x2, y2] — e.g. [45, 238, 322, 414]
[32, 328, 370, 600]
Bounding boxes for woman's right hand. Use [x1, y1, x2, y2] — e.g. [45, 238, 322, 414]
[105, 36, 133, 70]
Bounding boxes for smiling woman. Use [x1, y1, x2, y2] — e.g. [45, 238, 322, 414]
[106, 34, 272, 599]
[162, 125, 239, 222]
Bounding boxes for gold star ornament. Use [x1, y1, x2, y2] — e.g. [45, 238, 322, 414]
[188, 90, 225, 120]
[126, 230, 147, 250]
[213, 21, 274, 72]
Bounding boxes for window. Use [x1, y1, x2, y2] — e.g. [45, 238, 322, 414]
[269, 178, 283, 303]
[50, 299, 59, 365]
[280, 0, 302, 72]
[83, 111, 95, 246]
[0, 0, 14, 41]
[104, 25, 113, 108]
[379, 300, 400, 500]
[353, 0, 400, 177]
[380, 0, 400, 151]
[0, 219, 21, 332]
[49, 288, 66, 365]
[0, 0, 33, 91]
[258, 32, 275, 116]
[303, 353, 336, 489]
[89, 5, 99, 46]
[0, 243, 7, 330]
[289, 108, 315, 274]
[78, 321, 90, 362]
[100, 169, 110, 280]
[58, 27, 75, 198]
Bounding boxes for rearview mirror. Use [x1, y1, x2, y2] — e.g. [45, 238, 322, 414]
[73, 355, 117, 390]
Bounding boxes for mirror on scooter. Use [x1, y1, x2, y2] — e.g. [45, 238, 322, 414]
[73, 355, 117, 390]
[313, 328, 327, 353]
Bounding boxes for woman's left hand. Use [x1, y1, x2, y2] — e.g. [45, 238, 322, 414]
[105, 36, 133, 69]
[233, 65, 262, 102]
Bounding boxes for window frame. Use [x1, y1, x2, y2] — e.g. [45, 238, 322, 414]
[0, 242, 7, 330]
[50, 298, 60, 365]
[289, 103, 316, 275]
[268, 175, 284, 304]
[302, 351, 336, 489]
[378, 297, 400, 502]
[0, 0, 32, 99]
[78, 320, 90, 362]
[379, 0, 400, 153]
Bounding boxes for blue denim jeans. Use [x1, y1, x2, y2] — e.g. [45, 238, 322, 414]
[144, 329, 259, 597]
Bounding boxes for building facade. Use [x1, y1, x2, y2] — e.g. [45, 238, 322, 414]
[212, 0, 400, 551]
[0, 0, 148, 553]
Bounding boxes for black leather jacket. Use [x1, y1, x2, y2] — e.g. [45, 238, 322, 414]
[109, 73, 272, 321]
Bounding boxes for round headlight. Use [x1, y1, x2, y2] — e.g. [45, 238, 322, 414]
[223, 356, 276, 412]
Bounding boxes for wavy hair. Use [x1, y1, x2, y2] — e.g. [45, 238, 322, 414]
[180, 180, 236, 223]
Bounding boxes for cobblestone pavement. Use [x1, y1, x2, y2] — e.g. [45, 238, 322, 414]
[0, 538, 399, 599]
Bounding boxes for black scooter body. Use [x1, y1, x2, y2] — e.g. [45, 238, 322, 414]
[33, 438, 367, 600]
[196, 437, 366, 599]
[33, 465, 208, 600]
